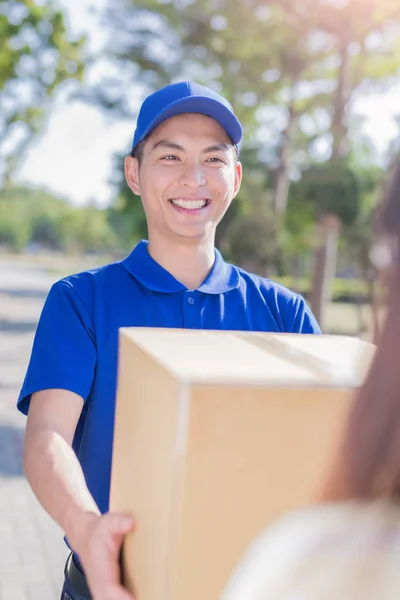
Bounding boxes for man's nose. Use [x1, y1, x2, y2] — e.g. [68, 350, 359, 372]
[180, 162, 207, 187]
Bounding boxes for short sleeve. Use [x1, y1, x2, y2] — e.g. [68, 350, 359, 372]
[17, 279, 97, 415]
[290, 296, 321, 334]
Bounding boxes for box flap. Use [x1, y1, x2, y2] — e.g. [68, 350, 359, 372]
[120, 329, 375, 388]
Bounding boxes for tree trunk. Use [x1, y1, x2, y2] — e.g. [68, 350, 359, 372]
[310, 42, 350, 324]
[274, 89, 298, 214]
[291, 255, 301, 294]
[310, 214, 340, 327]
[331, 40, 351, 160]
[368, 273, 381, 344]
[370, 267, 390, 345]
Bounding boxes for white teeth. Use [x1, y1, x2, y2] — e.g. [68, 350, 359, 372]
[171, 198, 207, 209]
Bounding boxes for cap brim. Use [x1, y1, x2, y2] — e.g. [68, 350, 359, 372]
[135, 96, 243, 149]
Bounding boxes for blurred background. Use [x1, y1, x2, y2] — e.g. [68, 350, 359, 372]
[2, 0, 400, 335]
[0, 1, 399, 596]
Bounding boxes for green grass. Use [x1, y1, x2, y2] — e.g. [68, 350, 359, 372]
[322, 302, 378, 340]
[273, 275, 370, 300]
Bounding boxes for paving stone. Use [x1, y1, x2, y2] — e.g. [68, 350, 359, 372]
[0, 261, 67, 598]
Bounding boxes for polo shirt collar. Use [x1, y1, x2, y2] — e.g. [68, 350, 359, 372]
[122, 240, 240, 294]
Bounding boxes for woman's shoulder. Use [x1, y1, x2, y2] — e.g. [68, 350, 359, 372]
[222, 500, 400, 600]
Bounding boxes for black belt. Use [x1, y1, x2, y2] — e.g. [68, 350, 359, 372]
[65, 553, 92, 600]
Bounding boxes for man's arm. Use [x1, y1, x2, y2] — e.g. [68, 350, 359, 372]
[23, 389, 134, 600]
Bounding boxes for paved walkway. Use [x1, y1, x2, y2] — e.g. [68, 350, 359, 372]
[0, 259, 68, 600]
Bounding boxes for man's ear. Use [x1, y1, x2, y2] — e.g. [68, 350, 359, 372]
[233, 160, 243, 199]
[124, 156, 140, 195]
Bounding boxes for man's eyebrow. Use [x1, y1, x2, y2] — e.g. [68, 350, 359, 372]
[150, 140, 185, 152]
[203, 143, 232, 153]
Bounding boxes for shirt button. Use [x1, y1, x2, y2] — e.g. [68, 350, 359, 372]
[187, 296, 195, 305]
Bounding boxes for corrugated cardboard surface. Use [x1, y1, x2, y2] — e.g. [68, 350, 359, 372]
[119, 328, 374, 387]
[110, 330, 375, 600]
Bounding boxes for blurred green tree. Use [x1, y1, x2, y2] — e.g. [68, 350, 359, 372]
[0, 0, 85, 181]
[303, 0, 400, 323]
[0, 186, 121, 254]
[89, 0, 399, 321]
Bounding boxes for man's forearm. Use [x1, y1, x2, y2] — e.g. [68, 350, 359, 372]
[23, 429, 101, 553]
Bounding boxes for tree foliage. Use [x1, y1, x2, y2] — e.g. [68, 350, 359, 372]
[3, 0, 399, 321]
[97, 0, 399, 238]
[0, 0, 85, 179]
[0, 186, 122, 253]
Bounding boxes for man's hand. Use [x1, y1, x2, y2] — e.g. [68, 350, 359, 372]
[74, 512, 135, 600]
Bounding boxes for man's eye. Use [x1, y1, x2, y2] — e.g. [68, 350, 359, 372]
[207, 157, 224, 163]
[162, 155, 178, 161]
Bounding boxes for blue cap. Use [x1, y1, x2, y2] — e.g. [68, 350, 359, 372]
[131, 81, 243, 152]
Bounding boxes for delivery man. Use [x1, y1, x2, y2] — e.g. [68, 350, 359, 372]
[18, 81, 320, 600]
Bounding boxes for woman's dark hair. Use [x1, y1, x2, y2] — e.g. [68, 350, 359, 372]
[323, 157, 400, 501]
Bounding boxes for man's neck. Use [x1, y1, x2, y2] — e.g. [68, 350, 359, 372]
[147, 235, 215, 290]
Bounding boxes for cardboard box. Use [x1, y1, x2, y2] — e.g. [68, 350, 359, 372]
[110, 329, 374, 600]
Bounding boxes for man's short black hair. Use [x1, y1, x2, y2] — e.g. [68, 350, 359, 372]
[130, 138, 146, 165]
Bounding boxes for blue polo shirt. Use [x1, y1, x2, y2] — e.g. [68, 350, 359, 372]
[18, 240, 320, 514]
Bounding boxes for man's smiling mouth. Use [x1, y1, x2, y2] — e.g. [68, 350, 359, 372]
[169, 198, 210, 209]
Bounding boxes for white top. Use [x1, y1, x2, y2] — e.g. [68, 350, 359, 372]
[221, 501, 400, 600]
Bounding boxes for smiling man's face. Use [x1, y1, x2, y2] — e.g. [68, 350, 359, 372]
[125, 113, 242, 244]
